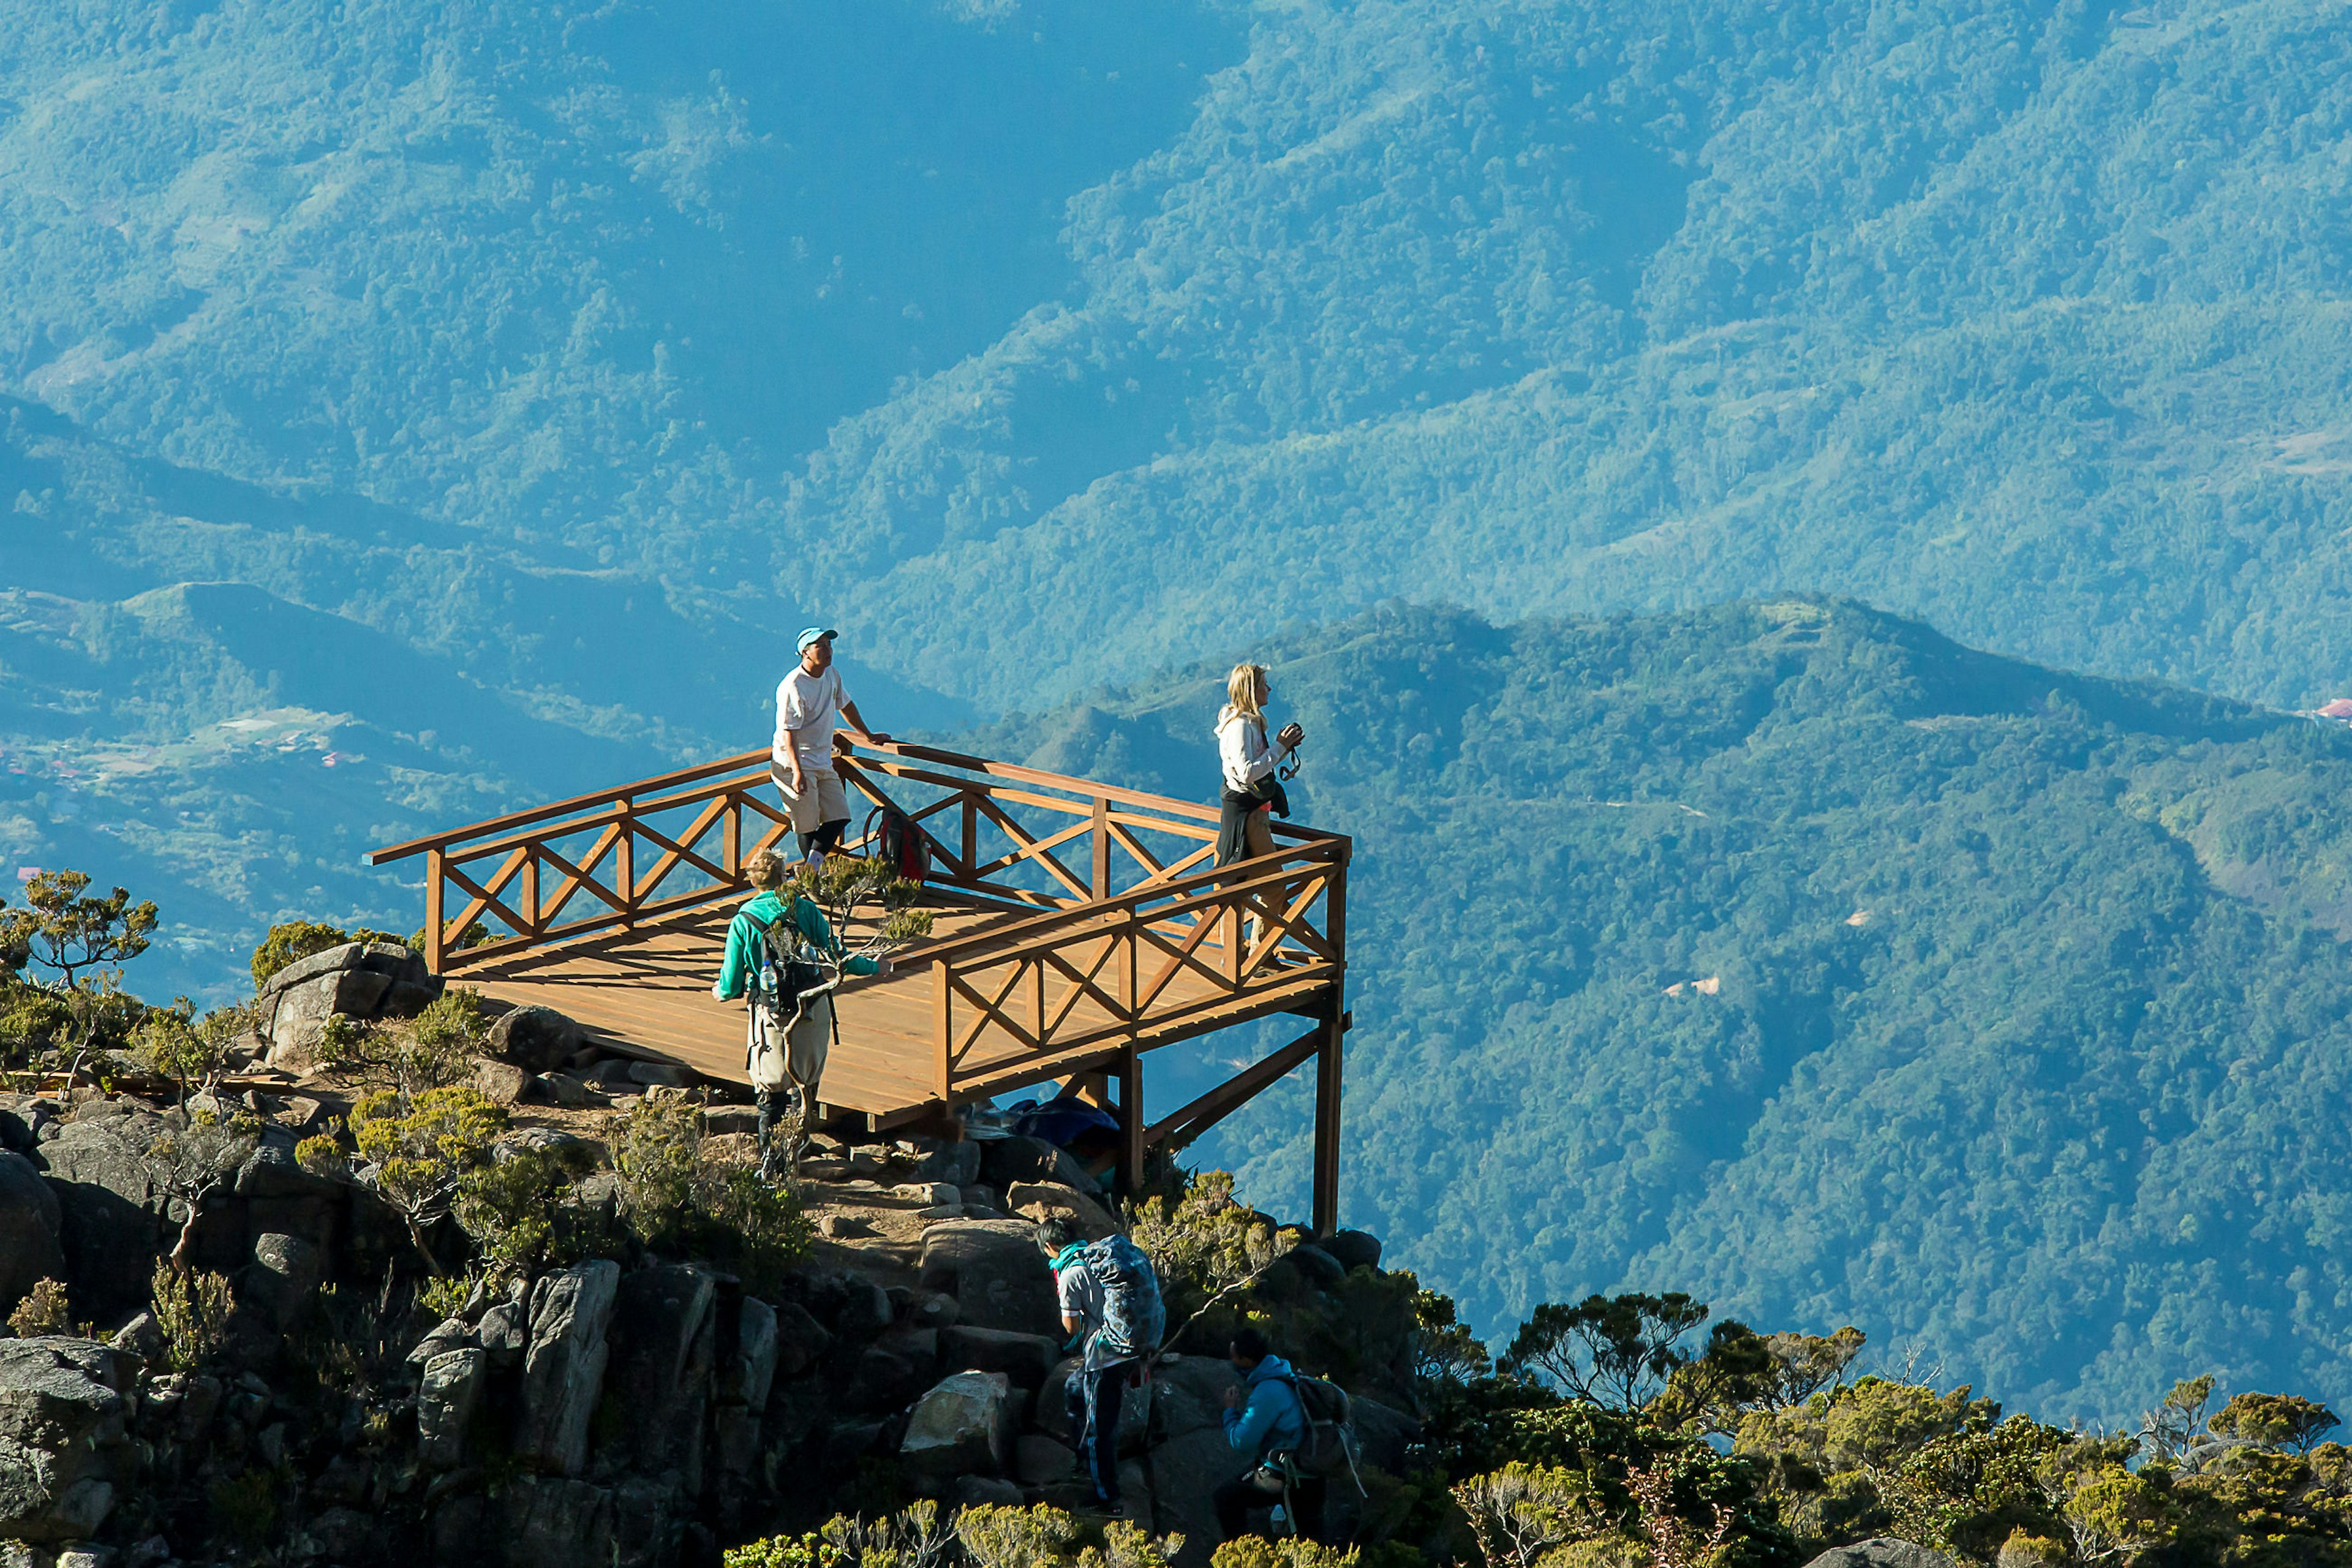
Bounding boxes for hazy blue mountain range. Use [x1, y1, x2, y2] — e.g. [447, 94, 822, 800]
[3, 0, 2350, 1420]
[981, 597, 2352, 1423]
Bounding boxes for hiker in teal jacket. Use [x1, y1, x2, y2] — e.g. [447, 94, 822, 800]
[710, 848, 888, 1150]
[1215, 1328, 1324, 1543]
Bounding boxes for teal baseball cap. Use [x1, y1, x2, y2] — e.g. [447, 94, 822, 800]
[796, 626, 839, 652]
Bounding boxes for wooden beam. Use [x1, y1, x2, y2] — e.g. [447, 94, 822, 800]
[1091, 796, 1111, 900]
[1057, 1070, 1113, 1108]
[1142, 1026, 1323, 1151]
[1313, 993, 1345, 1237]
[1119, 1047, 1144, 1200]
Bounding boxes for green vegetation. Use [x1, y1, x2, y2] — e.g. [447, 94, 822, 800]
[3, 0, 2350, 1444]
[611, 1095, 813, 1294]
[723, 1501, 1186, 1568]
[149, 1260, 236, 1372]
[983, 599, 2352, 1420]
[6, 1276, 75, 1338]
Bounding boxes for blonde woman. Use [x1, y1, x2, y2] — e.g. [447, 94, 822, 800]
[1214, 663, 1303, 867]
[712, 846, 889, 1159]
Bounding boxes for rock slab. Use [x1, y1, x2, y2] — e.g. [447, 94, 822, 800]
[0, 1338, 132, 1543]
[0, 1152, 64, 1324]
[901, 1370, 1015, 1483]
[1802, 1542, 1963, 1568]
[917, 1219, 1058, 1337]
[521, 1261, 620, 1476]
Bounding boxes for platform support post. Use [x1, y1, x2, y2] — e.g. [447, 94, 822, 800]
[1119, 1046, 1145, 1200]
[1091, 796, 1111, 899]
[1313, 992, 1344, 1236]
[423, 850, 445, 975]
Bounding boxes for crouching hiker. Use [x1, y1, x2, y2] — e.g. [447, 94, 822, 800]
[1042, 1218, 1165, 1519]
[1215, 1327, 1327, 1544]
[709, 847, 891, 1163]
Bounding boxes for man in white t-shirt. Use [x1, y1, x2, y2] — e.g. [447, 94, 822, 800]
[774, 627, 891, 859]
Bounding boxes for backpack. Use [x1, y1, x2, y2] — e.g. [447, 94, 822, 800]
[1080, 1235, 1164, 1359]
[1272, 1371, 1358, 1479]
[864, 803, 930, 884]
[747, 912, 827, 1064]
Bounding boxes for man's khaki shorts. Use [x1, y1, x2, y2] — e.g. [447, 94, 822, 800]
[775, 764, 850, 833]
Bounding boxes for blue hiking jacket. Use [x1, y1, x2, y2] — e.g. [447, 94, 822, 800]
[1222, 1355, 1306, 1465]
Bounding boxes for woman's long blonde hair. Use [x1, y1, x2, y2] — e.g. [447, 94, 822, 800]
[1226, 663, 1267, 720]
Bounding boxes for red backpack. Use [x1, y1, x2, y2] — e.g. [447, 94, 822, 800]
[864, 803, 931, 884]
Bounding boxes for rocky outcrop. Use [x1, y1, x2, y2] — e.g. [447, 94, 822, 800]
[489, 1006, 584, 1074]
[607, 1265, 717, 1493]
[417, 1348, 486, 1469]
[257, 941, 442, 1072]
[1802, 1542, 1963, 1568]
[521, 1261, 621, 1477]
[34, 1115, 176, 1313]
[939, 1325, 1060, 1390]
[977, 1136, 1093, 1193]
[0, 1153, 64, 1323]
[900, 1371, 1016, 1487]
[916, 1220, 1058, 1337]
[1322, 1229, 1382, 1272]
[1006, 1180, 1120, 1242]
[0, 1340, 133, 1544]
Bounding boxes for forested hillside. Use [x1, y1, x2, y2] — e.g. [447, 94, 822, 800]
[4, 0, 2351, 1428]
[971, 598, 2352, 1423]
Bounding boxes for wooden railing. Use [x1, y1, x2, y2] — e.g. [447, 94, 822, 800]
[368, 751, 794, 974]
[369, 740, 1349, 1103]
[918, 836, 1346, 1101]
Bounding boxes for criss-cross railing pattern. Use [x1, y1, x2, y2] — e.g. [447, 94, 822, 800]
[914, 840, 1345, 1101]
[370, 753, 797, 973]
[370, 740, 1348, 1106]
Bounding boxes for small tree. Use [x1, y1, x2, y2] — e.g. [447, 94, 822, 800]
[2209, 1391, 2343, 1455]
[2139, 1376, 2226, 1472]
[1499, 1293, 1714, 1411]
[349, 1085, 508, 1276]
[147, 1110, 263, 1273]
[1, 870, 158, 988]
[0, 870, 160, 1081]
[132, 1000, 256, 1109]
[789, 854, 935, 976]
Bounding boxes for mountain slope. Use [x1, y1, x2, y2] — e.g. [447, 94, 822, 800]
[970, 598, 2352, 1421]
[2, 0, 2349, 723]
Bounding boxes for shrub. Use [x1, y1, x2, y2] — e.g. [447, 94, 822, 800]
[151, 1261, 236, 1370]
[325, 992, 483, 1094]
[349, 1085, 508, 1275]
[132, 1000, 255, 1103]
[1128, 1169, 1289, 1344]
[1208, 1539, 1363, 1567]
[1996, 1532, 2070, 1568]
[251, 921, 353, 990]
[7, 1277, 76, 1337]
[614, 1095, 812, 1292]
[955, 1503, 1087, 1567]
[722, 1535, 846, 1568]
[206, 1468, 279, 1547]
[412, 987, 488, 1055]
[453, 1138, 608, 1278]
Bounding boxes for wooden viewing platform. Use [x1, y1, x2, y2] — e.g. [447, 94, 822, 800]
[369, 739, 1351, 1229]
